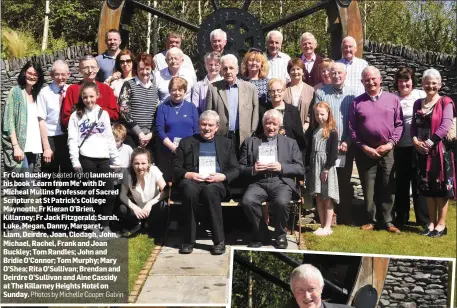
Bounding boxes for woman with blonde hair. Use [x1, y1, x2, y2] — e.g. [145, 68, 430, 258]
[241, 48, 270, 107]
[313, 58, 334, 90]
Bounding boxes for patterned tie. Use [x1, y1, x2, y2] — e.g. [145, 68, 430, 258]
[59, 87, 65, 106]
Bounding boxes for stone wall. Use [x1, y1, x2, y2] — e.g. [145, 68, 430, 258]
[1, 45, 93, 108]
[379, 258, 450, 308]
[362, 40, 457, 102]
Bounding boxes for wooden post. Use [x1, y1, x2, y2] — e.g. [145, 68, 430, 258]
[41, 0, 50, 51]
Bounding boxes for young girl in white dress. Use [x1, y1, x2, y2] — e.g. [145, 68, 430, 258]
[306, 101, 339, 236]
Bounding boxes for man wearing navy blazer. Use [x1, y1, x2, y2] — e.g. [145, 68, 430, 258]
[240, 109, 304, 249]
[172, 110, 240, 255]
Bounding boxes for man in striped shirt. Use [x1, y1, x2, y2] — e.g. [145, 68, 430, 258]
[337, 36, 368, 96]
[315, 62, 356, 225]
[265, 30, 291, 83]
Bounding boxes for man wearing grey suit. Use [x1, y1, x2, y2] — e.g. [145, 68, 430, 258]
[205, 54, 259, 156]
[240, 109, 304, 249]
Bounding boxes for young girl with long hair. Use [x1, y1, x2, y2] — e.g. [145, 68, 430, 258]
[118, 147, 168, 236]
[67, 81, 120, 238]
[306, 101, 339, 236]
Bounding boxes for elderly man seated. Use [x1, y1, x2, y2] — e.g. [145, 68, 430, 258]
[240, 109, 304, 249]
[172, 110, 240, 255]
[287, 264, 352, 308]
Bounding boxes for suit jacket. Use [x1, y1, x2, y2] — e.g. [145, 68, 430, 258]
[284, 82, 315, 130]
[205, 79, 259, 147]
[239, 134, 304, 194]
[172, 134, 240, 184]
[295, 53, 324, 87]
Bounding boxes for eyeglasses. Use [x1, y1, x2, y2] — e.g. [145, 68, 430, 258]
[120, 59, 132, 65]
[269, 89, 283, 94]
[26, 72, 38, 78]
[81, 66, 99, 73]
[248, 47, 263, 54]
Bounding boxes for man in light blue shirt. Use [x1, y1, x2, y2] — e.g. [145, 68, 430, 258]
[337, 36, 368, 96]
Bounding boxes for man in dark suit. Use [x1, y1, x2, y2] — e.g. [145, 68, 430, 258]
[172, 110, 240, 255]
[240, 109, 304, 249]
[296, 32, 323, 87]
[287, 264, 353, 308]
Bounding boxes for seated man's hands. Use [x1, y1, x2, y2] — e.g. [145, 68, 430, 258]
[266, 162, 282, 172]
[253, 161, 268, 175]
[185, 172, 205, 182]
[205, 173, 226, 183]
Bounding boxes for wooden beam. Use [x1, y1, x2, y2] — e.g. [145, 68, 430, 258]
[98, 1, 125, 55]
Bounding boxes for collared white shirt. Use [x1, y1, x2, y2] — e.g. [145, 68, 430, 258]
[129, 166, 163, 208]
[153, 50, 196, 72]
[37, 82, 69, 136]
[135, 75, 153, 89]
[337, 56, 368, 96]
[368, 89, 383, 101]
[154, 67, 197, 104]
[302, 53, 316, 73]
[266, 51, 291, 83]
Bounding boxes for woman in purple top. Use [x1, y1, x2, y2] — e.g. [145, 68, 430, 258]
[411, 69, 456, 237]
[155, 77, 199, 181]
[191, 52, 222, 114]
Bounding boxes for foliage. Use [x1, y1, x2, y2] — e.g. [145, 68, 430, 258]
[1, 27, 41, 58]
[302, 203, 456, 258]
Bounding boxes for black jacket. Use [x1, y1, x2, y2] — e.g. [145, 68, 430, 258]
[172, 134, 240, 184]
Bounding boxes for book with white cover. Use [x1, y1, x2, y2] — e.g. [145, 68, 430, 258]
[258, 144, 277, 164]
[173, 137, 182, 147]
[199, 156, 216, 178]
[335, 154, 346, 168]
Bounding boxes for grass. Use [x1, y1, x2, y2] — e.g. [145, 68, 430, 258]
[128, 234, 156, 291]
[302, 202, 456, 258]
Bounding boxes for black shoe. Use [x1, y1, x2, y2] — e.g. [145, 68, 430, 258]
[420, 228, 432, 236]
[179, 243, 194, 254]
[429, 227, 447, 238]
[248, 241, 263, 248]
[212, 241, 226, 255]
[275, 234, 288, 249]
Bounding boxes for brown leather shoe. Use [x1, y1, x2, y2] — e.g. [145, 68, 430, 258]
[386, 225, 401, 234]
[360, 224, 374, 231]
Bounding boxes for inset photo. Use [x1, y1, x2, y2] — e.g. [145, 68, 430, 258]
[230, 249, 455, 308]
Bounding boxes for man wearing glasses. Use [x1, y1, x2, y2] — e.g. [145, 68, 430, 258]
[60, 55, 119, 130]
[205, 54, 259, 156]
[96, 29, 122, 82]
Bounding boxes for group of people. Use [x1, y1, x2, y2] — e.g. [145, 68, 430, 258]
[2, 27, 455, 254]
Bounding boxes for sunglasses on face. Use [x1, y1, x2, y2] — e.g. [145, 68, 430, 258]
[120, 59, 132, 64]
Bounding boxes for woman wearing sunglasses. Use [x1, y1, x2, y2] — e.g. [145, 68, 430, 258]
[105, 49, 136, 98]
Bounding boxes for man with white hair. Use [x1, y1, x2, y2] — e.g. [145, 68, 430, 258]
[265, 30, 291, 83]
[314, 62, 356, 224]
[38, 60, 73, 173]
[210, 29, 227, 54]
[349, 66, 404, 234]
[297, 32, 323, 87]
[154, 47, 197, 103]
[240, 109, 304, 249]
[337, 36, 368, 96]
[153, 32, 195, 72]
[205, 54, 259, 153]
[288, 264, 352, 308]
[172, 110, 240, 255]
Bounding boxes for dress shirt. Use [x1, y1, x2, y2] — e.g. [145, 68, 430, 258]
[337, 57, 368, 96]
[301, 53, 316, 74]
[315, 84, 356, 143]
[227, 79, 240, 131]
[191, 75, 223, 113]
[266, 51, 291, 83]
[154, 67, 197, 104]
[135, 75, 153, 89]
[153, 51, 196, 72]
[95, 51, 116, 82]
[350, 91, 404, 149]
[37, 82, 68, 136]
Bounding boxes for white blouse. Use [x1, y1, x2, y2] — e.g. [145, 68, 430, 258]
[23, 100, 42, 154]
[129, 166, 163, 208]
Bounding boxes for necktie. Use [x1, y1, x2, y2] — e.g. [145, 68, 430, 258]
[59, 88, 65, 106]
